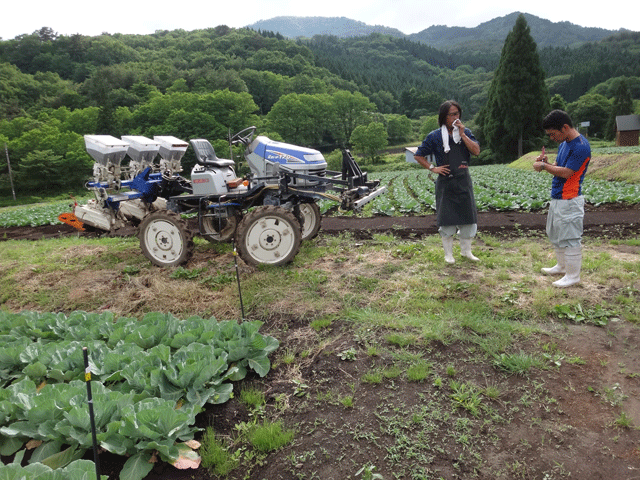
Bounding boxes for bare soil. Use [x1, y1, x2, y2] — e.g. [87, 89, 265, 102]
[2, 204, 640, 480]
[1, 203, 638, 242]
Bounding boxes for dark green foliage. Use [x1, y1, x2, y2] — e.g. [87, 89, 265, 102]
[540, 32, 640, 102]
[567, 93, 611, 138]
[386, 114, 413, 143]
[606, 78, 635, 139]
[350, 122, 388, 163]
[550, 94, 567, 111]
[0, 21, 638, 196]
[479, 15, 550, 163]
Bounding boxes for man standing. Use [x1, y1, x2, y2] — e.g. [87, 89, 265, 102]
[533, 110, 591, 287]
[414, 100, 481, 264]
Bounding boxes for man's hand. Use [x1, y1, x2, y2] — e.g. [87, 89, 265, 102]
[536, 146, 548, 163]
[454, 119, 480, 156]
[534, 147, 548, 172]
[434, 164, 451, 176]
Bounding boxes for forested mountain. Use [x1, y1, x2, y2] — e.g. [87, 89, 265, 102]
[408, 13, 623, 53]
[247, 12, 625, 52]
[2, 22, 637, 122]
[302, 30, 640, 112]
[247, 16, 406, 40]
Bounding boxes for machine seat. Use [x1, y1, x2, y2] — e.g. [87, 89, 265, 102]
[190, 139, 235, 168]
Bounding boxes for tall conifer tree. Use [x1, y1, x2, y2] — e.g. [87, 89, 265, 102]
[479, 15, 549, 162]
[606, 78, 633, 140]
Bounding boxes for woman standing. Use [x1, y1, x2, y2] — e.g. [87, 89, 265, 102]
[414, 100, 481, 264]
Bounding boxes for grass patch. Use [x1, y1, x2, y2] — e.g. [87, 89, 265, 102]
[240, 387, 266, 410]
[247, 420, 295, 453]
[362, 370, 383, 384]
[493, 351, 546, 375]
[200, 428, 239, 476]
[406, 361, 432, 382]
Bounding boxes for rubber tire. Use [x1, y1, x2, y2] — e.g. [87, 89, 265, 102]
[236, 206, 301, 267]
[138, 210, 194, 268]
[200, 214, 238, 243]
[296, 202, 322, 241]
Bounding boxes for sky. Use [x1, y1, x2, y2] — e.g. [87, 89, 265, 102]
[2, 0, 638, 40]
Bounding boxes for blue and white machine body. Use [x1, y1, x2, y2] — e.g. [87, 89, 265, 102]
[246, 136, 327, 187]
[70, 127, 386, 270]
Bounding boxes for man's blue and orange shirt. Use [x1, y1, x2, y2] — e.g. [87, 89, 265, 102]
[551, 134, 591, 200]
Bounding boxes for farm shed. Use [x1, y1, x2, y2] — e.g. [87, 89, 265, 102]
[405, 146, 418, 163]
[406, 146, 436, 165]
[615, 114, 640, 146]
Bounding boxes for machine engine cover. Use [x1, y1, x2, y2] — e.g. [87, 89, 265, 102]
[246, 136, 327, 186]
[191, 166, 238, 196]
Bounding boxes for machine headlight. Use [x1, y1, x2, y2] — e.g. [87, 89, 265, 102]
[304, 153, 325, 163]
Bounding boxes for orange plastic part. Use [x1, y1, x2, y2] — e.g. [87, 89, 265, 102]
[226, 178, 245, 189]
[58, 212, 85, 231]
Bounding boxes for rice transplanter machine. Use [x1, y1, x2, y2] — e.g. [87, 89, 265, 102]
[62, 126, 386, 267]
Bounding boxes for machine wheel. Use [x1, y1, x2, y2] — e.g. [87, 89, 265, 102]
[138, 210, 194, 268]
[200, 214, 238, 243]
[236, 206, 301, 267]
[296, 202, 322, 241]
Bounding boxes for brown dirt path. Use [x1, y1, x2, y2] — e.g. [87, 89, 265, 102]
[320, 205, 640, 239]
[1, 205, 638, 241]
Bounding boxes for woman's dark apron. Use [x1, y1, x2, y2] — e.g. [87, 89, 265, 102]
[435, 140, 477, 227]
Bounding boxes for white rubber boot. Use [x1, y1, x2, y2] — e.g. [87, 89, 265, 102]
[460, 238, 480, 262]
[541, 249, 565, 275]
[442, 235, 455, 264]
[553, 247, 581, 288]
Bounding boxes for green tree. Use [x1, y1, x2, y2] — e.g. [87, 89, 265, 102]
[167, 78, 189, 93]
[550, 94, 567, 111]
[386, 114, 413, 144]
[286, 74, 329, 95]
[192, 68, 248, 94]
[567, 93, 611, 139]
[131, 91, 258, 141]
[369, 90, 399, 114]
[479, 14, 550, 162]
[14, 149, 66, 192]
[329, 91, 376, 148]
[606, 78, 634, 139]
[240, 69, 286, 114]
[350, 122, 388, 164]
[36, 27, 58, 42]
[419, 115, 439, 139]
[0, 63, 76, 117]
[7, 125, 89, 196]
[62, 107, 100, 135]
[401, 88, 443, 118]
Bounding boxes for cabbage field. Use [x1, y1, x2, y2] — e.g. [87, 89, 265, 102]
[332, 165, 640, 216]
[0, 311, 278, 480]
[2, 165, 640, 228]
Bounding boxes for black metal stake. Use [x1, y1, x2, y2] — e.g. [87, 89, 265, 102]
[232, 240, 246, 322]
[82, 347, 101, 480]
[219, 194, 245, 323]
